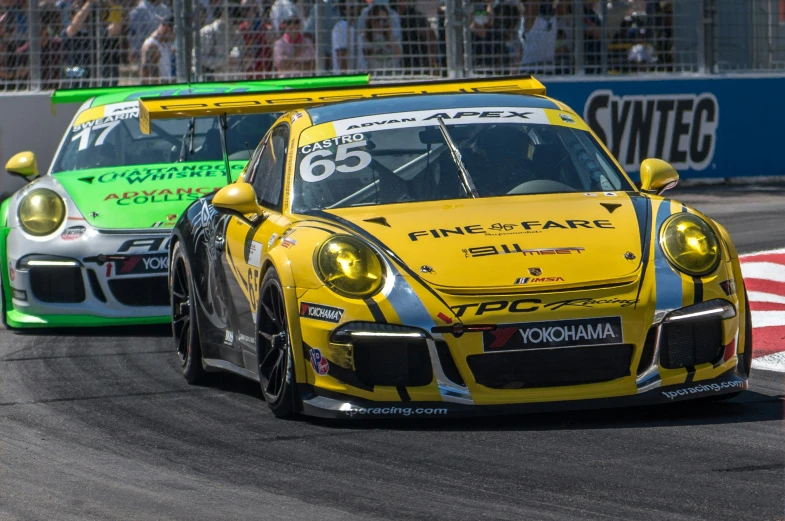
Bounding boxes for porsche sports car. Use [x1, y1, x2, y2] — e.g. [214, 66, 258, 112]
[150, 76, 752, 418]
[0, 76, 368, 328]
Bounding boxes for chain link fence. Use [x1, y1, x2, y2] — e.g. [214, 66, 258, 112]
[2, 0, 785, 90]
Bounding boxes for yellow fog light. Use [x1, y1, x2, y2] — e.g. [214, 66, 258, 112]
[315, 235, 384, 298]
[659, 213, 720, 276]
[18, 189, 66, 237]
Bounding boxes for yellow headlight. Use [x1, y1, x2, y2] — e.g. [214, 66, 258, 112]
[18, 189, 66, 237]
[315, 236, 384, 298]
[659, 213, 720, 276]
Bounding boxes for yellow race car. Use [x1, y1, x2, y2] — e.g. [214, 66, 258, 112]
[143, 77, 752, 418]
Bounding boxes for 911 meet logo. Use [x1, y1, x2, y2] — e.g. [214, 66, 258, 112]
[584, 90, 719, 171]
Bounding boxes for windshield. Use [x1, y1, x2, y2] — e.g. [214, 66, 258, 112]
[52, 101, 279, 173]
[292, 107, 633, 213]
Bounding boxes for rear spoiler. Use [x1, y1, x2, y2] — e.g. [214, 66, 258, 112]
[139, 75, 546, 134]
[50, 74, 369, 106]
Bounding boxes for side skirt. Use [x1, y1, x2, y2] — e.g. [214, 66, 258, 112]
[203, 357, 260, 382]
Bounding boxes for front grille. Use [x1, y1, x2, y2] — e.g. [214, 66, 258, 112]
[108, 277, 169, 307]
[353, 338, 433, 387]
[467, 344, 633, 389]
[659, 316, 723, 369]
[29, 267, 85, 303]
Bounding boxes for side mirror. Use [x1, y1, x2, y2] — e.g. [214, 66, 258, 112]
[6, 151, 39, 179]
[640, 158, 679, 195]
[212, 183, 264, 226]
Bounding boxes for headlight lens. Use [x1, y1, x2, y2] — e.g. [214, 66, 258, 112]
[18, 189, 66, 237]
[315, 235, 384, 298]
[659, 213, 720, 276]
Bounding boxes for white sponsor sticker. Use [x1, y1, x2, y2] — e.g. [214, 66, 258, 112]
[248, 241, 263, 268]
[331, 107, 551, 135]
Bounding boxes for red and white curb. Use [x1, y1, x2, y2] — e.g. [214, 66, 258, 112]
[741, 248, 785, 373]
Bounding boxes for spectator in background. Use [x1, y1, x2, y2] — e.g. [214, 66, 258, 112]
[0, 12, 19, 88]
[468, 0, 495, 69]
[390, 0, 439, 74]
[139, 13, 174, 83]
[305, 0, 341, 71]
[553, 0, 573, 74]
[270, 0, 301, 35]
[128, 0, 171, 61]
[61, 0, 124, 86]
[196, 0, 247, 79]
[273, 16, 315, 77]
[331, 0, 359, 73]
[357, 0, 401, 45]
[520, 1, 556, 73]
[493, 2, 521, 74]
[238, 0, 276, 78]
[358, 3, 401, 74]
[10, 7, 64, 89]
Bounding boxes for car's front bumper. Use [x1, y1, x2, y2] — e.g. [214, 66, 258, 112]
[298, 368, 748, 419]
[2, 226, 171, 328]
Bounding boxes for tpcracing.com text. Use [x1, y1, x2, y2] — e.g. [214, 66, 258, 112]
[344, 407, 448, 417]
[662, 380, 744, 400]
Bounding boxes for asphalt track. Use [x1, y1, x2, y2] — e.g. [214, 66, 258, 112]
[1, 184, 783, 521]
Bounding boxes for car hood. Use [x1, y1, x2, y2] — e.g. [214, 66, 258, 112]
[53, 161, 244, 229]
[325, 193, 649, 293]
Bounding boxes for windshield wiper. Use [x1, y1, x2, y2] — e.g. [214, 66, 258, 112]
[178, 117, 195, 162]
[436, 117, 478, 198]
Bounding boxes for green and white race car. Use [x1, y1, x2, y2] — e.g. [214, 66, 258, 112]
[1, 76, 368, 328]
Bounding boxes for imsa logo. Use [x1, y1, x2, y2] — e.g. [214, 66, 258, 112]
[584, 90, 719, 171]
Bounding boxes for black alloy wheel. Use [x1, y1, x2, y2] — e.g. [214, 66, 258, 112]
[171, 241, 208, 384]
[256, 268, 298, 417]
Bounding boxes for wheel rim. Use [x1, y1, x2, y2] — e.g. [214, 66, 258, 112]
[257, 281, 289, 402]
[171, 256, 191, 367]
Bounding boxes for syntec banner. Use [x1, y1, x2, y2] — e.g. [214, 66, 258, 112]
[547, 76, 785, 180]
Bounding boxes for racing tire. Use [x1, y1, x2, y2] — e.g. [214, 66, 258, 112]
[256, 268, 299, 418]
[170, 241, 208, 385]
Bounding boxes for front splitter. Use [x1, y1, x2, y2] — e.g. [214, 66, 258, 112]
[298, 370, 748, 419]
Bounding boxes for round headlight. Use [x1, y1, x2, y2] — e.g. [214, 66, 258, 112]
[18, 189, 66, 237]
[659, 213, 720, 276]
[315, 235, 384, 298]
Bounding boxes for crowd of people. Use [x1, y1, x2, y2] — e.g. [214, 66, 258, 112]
[0, 0, 675, 89]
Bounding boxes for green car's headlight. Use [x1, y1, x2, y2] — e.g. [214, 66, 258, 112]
[659, 213, 720, 276]
[315, 235, 384, 298]
[18, 189, 66, 237]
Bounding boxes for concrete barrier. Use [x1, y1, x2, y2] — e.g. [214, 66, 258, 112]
[0, 93, 79, 199]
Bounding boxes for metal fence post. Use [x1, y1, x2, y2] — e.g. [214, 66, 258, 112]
[193, 1, 203, 81]
[174, 0, 189, 82]
[696, 0, 707, 73]
[443, 0, 464, 78]
[600, 0, 607, 74]
[314, 0, 325, 74]
[28, 0, 41, 90]
[573, 0, 585, 76]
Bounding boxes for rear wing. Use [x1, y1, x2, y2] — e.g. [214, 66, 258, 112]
[51, 74, 369, 107]
[138, 76, 546, 134]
